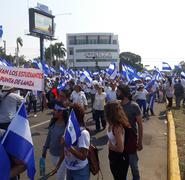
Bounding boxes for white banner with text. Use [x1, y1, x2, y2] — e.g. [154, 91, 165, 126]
[0, 65, 44, 91]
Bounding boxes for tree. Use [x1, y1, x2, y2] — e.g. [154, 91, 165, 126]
[45, 42, 66, 68]
[16, 37, 23, 67]
[119, 52, 143, 72]
[0, 46, 15, 65]
[172, 61, 185, 75]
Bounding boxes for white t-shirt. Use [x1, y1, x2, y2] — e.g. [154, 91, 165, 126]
[106, 90, 117, 101]
[0, 92, 23, 123]
[64, 129, 90, 170]
[93, 92, 106, 110]
[135, 89, 148, 100]
[70, 91, 88, 107]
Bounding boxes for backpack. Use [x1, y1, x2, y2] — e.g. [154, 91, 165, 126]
[88, 144, 103, 179]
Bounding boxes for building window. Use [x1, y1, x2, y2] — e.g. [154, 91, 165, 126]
[68, 36, 76, 45]
[76, 59, 117, 62]
[113, 40, 117, 44]
[76, 49, 118, 52]
[88, 39, 97, 44]
[69, 48, 74, 55]
[99, 39, 109, 44]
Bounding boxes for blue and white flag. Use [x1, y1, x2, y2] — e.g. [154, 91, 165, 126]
[122, 64, 130, 81]
[0, 25, 3, 38]
[1, 103, 36, 180]
[145, 79, 155, 91]
[0, 59, 7, 66]
[57, 81, 66, 91]
[0, 58, 12, 66]
[181, 72, 185, 79]
[174, 65, 182, 70]
[0, 143, 10, 180]
[107, 62, 117, 80]
[162, 62, 172, 71]
[59, 66, 66, 76]
[80, 70, 92, 83]
[32, 60, 42, 69]
[64, 110, 81, 148]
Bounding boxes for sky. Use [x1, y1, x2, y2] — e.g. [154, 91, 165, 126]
[1, 0, 185, 69]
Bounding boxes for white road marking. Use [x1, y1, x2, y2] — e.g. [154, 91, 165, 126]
[31, 120, 50, 129]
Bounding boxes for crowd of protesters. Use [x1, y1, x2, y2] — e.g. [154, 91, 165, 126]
[0, 71, 185, 180]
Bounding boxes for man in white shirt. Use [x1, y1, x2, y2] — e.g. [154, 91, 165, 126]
[0, 86, 23, 130]
[70, 84, 88, 110]
[106, 82, 117, 101]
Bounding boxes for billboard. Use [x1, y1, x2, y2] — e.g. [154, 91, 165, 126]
[29, 8, 55, 37]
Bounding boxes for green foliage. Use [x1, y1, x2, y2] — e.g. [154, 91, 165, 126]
[119, 52, 143, 71]
[173, 61, 185, 75]
[45, 42, 66, 67]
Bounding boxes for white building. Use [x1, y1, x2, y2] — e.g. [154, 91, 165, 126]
[66, 33, 119, 70]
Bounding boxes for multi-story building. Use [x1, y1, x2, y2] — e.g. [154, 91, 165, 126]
[66, 33, 119, 71]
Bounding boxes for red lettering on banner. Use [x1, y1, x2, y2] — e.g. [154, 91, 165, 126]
[0, 76, 14, 83]
[0, 68, 9, 74]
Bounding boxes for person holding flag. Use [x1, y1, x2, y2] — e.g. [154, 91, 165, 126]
[51, 103, 90, 180]
[0, 100, 36, 180]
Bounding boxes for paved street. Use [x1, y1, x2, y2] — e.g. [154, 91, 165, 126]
[21, 102, 167, 180]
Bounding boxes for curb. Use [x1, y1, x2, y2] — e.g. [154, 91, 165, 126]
[167, 110, 181, 180]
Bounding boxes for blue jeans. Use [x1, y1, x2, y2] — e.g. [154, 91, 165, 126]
[129, 153, 140, 180]
[136, 99, 146, 116]
[67, 164, 90, 180]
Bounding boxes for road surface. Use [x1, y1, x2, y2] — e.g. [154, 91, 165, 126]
[21, 102, 167, 180]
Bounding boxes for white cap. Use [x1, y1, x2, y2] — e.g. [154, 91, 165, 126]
[2, 86, 13, 91]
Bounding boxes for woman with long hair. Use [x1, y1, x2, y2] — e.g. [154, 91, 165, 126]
[105, 100, 131, 180]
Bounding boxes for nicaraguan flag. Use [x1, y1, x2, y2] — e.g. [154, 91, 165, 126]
[0, 25, 3, 38]
[181, 71, 185, 79]
[107, 62, 117, 80]
[174, 65, 182, 70]
[162, 62, 172, 71]
[80, 70, 92, 83]
[64, 110, 81, 148]
[60, 66, 66, 76]
[0, 58, 12, 66]
[0, 58, 8, 66]
[32, 60, 41, 69]
[1, 103, 36, 180]
[145, 79, 155, 91]
[57, 81, 66, 91]
[122, 64, 130, 81]
[0, 143, 10, 180]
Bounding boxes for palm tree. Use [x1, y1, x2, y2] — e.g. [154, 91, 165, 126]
[45, 42, 66, 68]
[54, 42, 66, 67]
[16, 37, 23, 67]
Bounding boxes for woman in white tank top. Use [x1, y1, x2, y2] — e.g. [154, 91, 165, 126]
[105, 100, 131, 180]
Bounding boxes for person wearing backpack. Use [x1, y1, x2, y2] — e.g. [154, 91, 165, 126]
[105, 100, 131, 180]
[51, 103, 90, 180]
